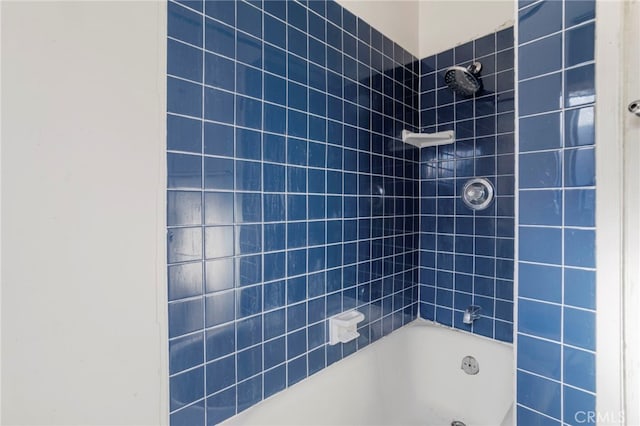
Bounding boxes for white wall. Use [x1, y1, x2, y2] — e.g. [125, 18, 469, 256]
[418, 1, 514, 58]
[335, 1, 514, 59]
[336, 0, 420, 57]
[1, 1, 168, 425]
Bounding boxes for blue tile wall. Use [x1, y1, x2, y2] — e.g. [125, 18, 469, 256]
[167, 1, 421, 423]
[517, 0, 596, 424]
[418, 27, 515, 343]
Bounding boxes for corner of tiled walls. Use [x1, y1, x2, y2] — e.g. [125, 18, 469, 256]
[166, 0, 422, 424]
[516, 0, 596, 424]
[417, 27, 516, 343]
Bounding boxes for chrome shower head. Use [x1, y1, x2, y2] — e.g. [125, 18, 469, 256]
[444, 62, 482, 96]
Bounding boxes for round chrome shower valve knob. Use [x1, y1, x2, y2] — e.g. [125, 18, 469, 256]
[462, 178, 494, 210]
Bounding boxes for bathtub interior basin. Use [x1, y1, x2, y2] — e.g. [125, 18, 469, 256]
[223, 318, 514, 426]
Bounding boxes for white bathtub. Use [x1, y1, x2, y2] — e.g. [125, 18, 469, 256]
[223, 318, 514, 426]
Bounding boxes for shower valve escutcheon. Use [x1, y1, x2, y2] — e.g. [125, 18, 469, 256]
[462, 305, 481, 324]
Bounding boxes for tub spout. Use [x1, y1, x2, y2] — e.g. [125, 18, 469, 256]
[463, 305, 481, 324]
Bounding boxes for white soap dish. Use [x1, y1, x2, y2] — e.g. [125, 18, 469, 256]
[329, 310, 365, 345]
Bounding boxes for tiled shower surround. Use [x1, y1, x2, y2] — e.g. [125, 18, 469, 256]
[516, 0, 597, 424]
[418, 28, 515, 342]
[166, 1, 422, 423]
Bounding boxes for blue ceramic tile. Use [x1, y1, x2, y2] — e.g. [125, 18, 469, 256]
[565, 64, 595, 108]
[475, 33, 495, 58]
[517, 334, 561, 379]
[237, 1, 262, 38]
[519, 226, 562, 265]
[564, 386, 596, 425]
[263, 251, 285, 281]
[518, 72, 562, 116]
[204, 0, 234, 25]
[519, 34, 562, 80]
[205, 257, 234, 293]
[496, 48, 514, 73]
[519, 0, 563, 44]
[565, 23, 595, 67]
[238, 375, 262, 413]
[168, 115, 202, 153]
[263, 163, 285, 192]
[287, 222, 306, 249]
[263, 133, 286, 164]
[237, 32, 262, 67]
[497, 27, 514, 51]
[519, 151, 562, 188]
[236, 128, 262, 161]
[289, 26, 308, 58]
[436, 49, 454, 70]
[519, 298, 561, 341]
[204, 87, 234, 123]
[168, 39, 203, 82]
[287, 354, 307, 386]
[263, 365, 286, 398]
[263, 104, 286, 134]
[519, 112, 562, 152]
[263, 223, 285, 252]
[519, 190, 562, 226]
[564, 346, 595, 392]
[168, 77, 202, 118]
[170, 400, 205, 426]
[236, 224, 262, 254]
[237, 346, 262, 380]
[236, 64, 262, 98]
[309, 11, 326, 42]
[236, 254, 262, 286]
[288, 249, 307, 277]
[204, 157, 234, 190]
[262, 193, 285, 223]
[565, 106, 594, 147]
[204, 52, 235, 91]
[170, 332, 204, 374]
[169, 297, 204, 338]
[517, 370, 561, 419]
[264, 0, 286, 18]
[564, 147, 595, 187]
[204, 290, 234, 327]
[168, 227, 203, 263]
[236, 160, 262, 191]
[169, 2, 203, 47]
[204, 226, 234, 259]
[565, 0, 595, 28]
[564, 228, 595, 268]
[205, 355, 235, 395]
[264, 45, 286, 77]
[495, 321, 513, 343]
[564, 307, 595, 351]
[263, 309, 286, 340]
[264, 15, 285, 48]
[175, 0, 202, 12]
[168, 191, 202, 226]
[169, 262, 203, 301]
[205, 323, 235, 361]
[204, 18, 235, 58]
[204, 122, 234, 157]
[206, 387, 236, 426]
[236, 96, 262, 129]
[288, 0, 307, 31]
[564, 267, 595, 310]
[236, 315, 262, 349]
[170, 366, 204, 411]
